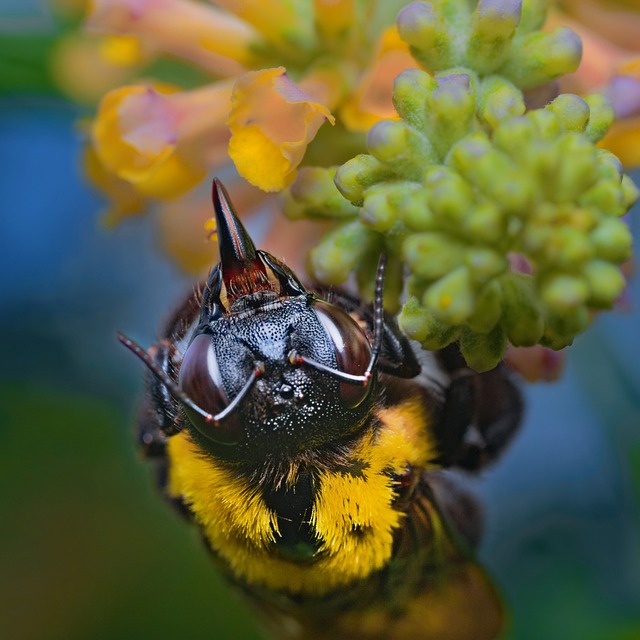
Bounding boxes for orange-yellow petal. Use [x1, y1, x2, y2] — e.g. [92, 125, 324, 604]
[210, 0, 313, 53]
[99, 35, 147, 66]
[340, 27, 415, 133]
[228, 67, 335, 192]
[92, 82, 232, 198]
[86, 0, 259, 76]
[558, 0, 640, 53]
[313, 0, 356, 39]
[50, 33, 145, 105]
[83, 144, 147, 225]
[599, 116, 640, 167]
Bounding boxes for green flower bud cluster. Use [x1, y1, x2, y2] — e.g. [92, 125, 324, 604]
[285, 66, 638, 371]
[396, 0, 582, 89]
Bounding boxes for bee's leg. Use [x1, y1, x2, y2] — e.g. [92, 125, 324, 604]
[433, 345, 523, 471]
[136, 338, 185, 459]
[458, 365, 523, 471]
[134, 339, 194, 521]
[425, 470, 484, 550]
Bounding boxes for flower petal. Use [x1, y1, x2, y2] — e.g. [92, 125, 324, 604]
[92, 82, 232, 198]
[599, 116, 640, 167]
[83, 143, 147, 225]
[313, 0, 356, 39]
[228, 67, 335, 192]
[50, 33, 146, 105]
[340, 27, 415, 132]
[87, 0, 260, 75]
[210, 0, 314, 53]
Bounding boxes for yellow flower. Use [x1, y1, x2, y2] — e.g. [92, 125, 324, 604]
[86, 0, 260, 75]
[75, 0, 638, 276]
[92, 81, 233, 198]
[77, 0, 423, 225]
[83, 144, 147, 226]
[228, 67, 336, 192]
[340, 27, 415, 133]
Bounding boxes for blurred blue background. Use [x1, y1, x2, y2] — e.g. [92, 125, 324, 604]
[1, 5, 640, 640]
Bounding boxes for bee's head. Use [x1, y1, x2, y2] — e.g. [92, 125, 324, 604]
[118, 179, 385, 464]
[175, 179, 383, 463]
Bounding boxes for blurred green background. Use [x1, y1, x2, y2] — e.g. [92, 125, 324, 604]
[1, 4, 640, 640]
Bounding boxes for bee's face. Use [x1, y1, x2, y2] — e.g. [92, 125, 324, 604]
[176, 181, 377, 462]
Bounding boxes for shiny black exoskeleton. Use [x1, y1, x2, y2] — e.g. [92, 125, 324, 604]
[120, 179, 419, 465]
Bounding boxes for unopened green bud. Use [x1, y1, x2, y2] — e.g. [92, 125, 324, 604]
[546, 94, 590, 132]
[424, 167, 474, 227]
[398, 296, 460, 349]
[478, 76, 525, 129]
[468, 281, 502, 333]
[545, 226, 594, 267]
[393, 69, 435, 130]
[527, 108, 562, 140]
[501, 274, 545, 345]
[596, 150, 623, 182]
[590, 218, 633, 263]
[518, 139, 559, 189]
[579, 180, 626, 217]
[397, 188, 436, 231]
[521, 214, 553, 254]
[426, 72, 477, 159]
[286, 167, 359, 220]
[367, 120, 435, 177]
[582, 259, 626, 308]
[450, 135, 535, 212]
[424, 266, 476, 324]
[622, 175, 640, 211]
[546, 305, 590, 338]
[397, 2, 455, 70]
[501, 27, 582, 90]
[403, 232, 466, 280]
[552, 133, 598, 203]
[540, 273, 589, 314]
[465, 247, 508, 283]
[492, 115, 536, 156]
[459, 324, 507, 372]
[518, 0, 548, 32]
[467, 0, 522, 74]
[540, 327, 575, 350]
[360, 182, 417, 232]
[564, 206, 598, 233]
[463, 201, 506, 244]
[583, 94, 614, 143]
[308, 221, 380, 284]
[448, 130, 492, 174]
[334, 155, 394, 205]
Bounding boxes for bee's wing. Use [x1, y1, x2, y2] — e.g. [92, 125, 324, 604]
[242, 470, 504, 640]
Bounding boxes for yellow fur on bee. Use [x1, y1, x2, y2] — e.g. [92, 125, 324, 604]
[167, 394, 435, 596]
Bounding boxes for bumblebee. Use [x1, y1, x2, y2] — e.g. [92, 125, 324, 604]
[119, 179, 522, 640]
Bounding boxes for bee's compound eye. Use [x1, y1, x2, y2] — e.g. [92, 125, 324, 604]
[179, 334, 242, 445]
[313, 300, 373, 408]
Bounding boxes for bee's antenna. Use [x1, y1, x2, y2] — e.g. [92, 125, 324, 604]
[117, 332, 215, 423]
[368, 252, 387, 373]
